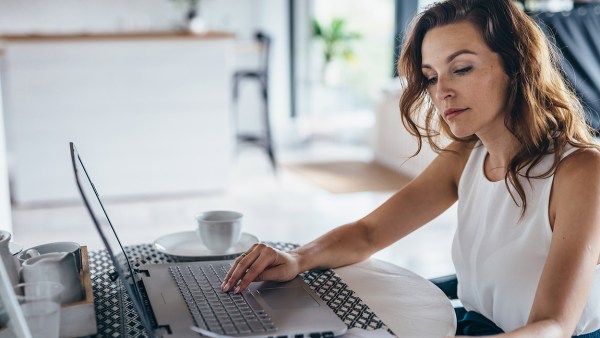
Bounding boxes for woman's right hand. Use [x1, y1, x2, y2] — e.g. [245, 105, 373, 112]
[221, 243, 303, 293]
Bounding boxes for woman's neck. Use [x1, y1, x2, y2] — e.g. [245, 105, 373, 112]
[478, 130, 521, 169]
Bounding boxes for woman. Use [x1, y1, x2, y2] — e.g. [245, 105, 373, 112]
[222, 0, 600, 336]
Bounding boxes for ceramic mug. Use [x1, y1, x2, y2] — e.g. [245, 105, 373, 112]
[196, 210, 243, 252]
[17, 241, 81, 271]
[19, 252, 83, 304]
[0, 230, 19, 286]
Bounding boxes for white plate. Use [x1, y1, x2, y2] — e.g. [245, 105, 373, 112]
[153, 231, 259, 260]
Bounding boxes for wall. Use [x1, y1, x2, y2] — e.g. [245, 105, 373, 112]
[228, 0, 291, 143]
[373, 79, 437, 177]
[0, 0, 290, 130]
[0, 0, 292, 205]
[255, 0, 291, 137]
[0, 71, 12, 231]
[0, 0, 252, 36]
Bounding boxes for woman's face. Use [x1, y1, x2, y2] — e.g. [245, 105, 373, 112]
[421, 21, 510, 139]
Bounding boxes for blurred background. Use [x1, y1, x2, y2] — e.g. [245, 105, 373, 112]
[0, 0, 598, 279]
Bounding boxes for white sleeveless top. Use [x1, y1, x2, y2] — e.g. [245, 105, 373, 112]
[453, 142, 600, 335]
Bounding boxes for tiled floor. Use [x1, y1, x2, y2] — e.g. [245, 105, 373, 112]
[10, 138, 457, 279]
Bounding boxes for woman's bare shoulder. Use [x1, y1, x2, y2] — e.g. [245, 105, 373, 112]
[553, 147, 600, 202]
[551, 147, 600, 263]
[557, 146, 600, 178]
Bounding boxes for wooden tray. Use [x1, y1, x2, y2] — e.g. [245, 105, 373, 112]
[59, 246, 96, 338]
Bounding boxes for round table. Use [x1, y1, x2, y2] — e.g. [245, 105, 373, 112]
[335, 258, 457, 337]
[88, 244, 456, 337]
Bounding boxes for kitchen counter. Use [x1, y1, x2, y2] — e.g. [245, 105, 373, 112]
[0, 30, 235, 42]
[0, 30, 237, 204]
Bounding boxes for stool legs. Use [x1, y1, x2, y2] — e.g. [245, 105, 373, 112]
[261, 79, 276, 171]
[231, 73, 276, 172]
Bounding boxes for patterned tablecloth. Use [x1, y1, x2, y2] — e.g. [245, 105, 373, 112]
[88, 242, 394, 337]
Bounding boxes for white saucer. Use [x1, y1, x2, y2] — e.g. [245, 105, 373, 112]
[153, 231, 259, 260]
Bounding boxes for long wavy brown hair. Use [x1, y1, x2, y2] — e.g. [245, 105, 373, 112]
[398, 0, 598, 214]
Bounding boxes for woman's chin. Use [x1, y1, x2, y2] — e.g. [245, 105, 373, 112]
[448, 127, 473, 139]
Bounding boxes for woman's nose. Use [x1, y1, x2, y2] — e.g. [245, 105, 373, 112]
[435, 77, 454, 101]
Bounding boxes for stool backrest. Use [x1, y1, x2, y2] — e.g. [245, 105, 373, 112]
[255, 31, 272, 79]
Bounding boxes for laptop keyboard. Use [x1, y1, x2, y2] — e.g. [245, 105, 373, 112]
[170, 264, 276, 335]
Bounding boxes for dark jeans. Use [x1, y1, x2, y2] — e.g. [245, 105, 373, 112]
[455, 308, 503, 336]
[455, 308, 600, 337]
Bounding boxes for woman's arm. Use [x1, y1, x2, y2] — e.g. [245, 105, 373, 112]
[222, 141, 470, 293]
[526, 149, 600, 336]
[474, 148, 600, 338]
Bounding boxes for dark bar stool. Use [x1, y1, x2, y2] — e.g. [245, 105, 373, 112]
[232, 31, 276, 171]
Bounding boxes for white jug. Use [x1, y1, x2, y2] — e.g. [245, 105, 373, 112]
[0, 230, 19, 286]
[20, 252, 83, 304]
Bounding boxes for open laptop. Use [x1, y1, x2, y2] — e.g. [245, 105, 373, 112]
[69, 142, 347, 338]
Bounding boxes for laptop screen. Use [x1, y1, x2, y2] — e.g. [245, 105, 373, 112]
[69, 142, 155, 336]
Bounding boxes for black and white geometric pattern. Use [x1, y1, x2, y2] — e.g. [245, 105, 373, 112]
[88, 242, 394, 337]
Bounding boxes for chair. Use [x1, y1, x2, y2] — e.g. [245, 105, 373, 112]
[429, 274, 459, 300]
[430, 274, 462, 327]
[232, 31, 276, 171]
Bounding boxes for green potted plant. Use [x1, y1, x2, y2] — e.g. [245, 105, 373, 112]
[311, 17, 361, 83]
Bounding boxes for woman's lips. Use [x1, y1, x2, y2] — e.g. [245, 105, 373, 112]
[444, 108, 468, 120]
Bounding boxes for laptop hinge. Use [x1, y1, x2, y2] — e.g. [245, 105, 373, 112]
[136, 267, 150, 277]
[154, 325, 171, 337]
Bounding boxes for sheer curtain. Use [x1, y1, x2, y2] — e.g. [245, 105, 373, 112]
[534, 4, 600, 132]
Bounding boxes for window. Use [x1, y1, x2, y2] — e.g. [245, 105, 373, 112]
[298, 0, 395, 118]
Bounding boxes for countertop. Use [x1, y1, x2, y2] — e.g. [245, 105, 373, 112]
[0, 30, 235, 42]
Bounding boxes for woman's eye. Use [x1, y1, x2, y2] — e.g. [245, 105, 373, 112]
[425, 76, 438, 85]
[454, 66, 473, 75]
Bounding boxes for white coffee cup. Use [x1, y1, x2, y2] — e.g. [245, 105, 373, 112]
[196, 211, 243, 253]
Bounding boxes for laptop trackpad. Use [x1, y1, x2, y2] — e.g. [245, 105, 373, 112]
[256, 287, 320, 309]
